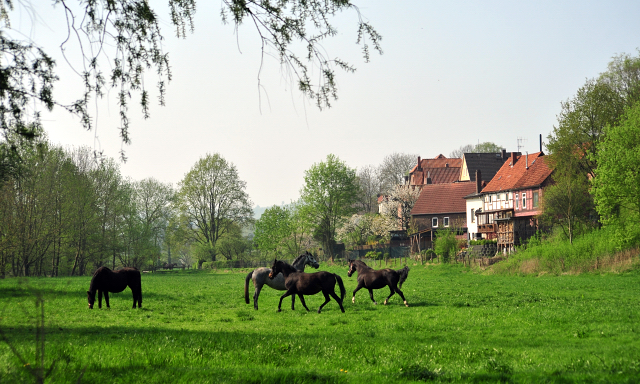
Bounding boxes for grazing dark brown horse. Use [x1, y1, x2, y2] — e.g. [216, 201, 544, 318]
[269, 259, 346, 313]
[347, 259, 409, 307]
[87, 266, 142, 309]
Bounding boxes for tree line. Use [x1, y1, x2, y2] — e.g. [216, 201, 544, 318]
[543, 50, 640, 248]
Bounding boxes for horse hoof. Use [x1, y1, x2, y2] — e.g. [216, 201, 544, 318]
[404, 301, 409, 307]
[352, 297, 355, 304]
[383, 300, 388, 305]
[277, 309, 282, 312]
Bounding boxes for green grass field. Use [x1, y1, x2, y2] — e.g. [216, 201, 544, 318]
[1, 263, 639, 383]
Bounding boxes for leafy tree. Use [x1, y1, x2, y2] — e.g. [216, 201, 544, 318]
[434, 228, 457, 263]
[539, 169, 596, 244]
[177, 153, 253, 261]
[545, 52, 640, 235]
[449, 142, 503, 158]
[300, 154, 359, 259]
[1, 0, 380, 154]
[253, 205, 292, 258]
[215, 222, 251, 261]
[592, 102, 640, 246]
[377, 152, 418, 193]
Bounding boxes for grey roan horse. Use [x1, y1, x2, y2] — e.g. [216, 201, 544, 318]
[347, 259, 409, 307]
[244, 251, 319, 310]
[269, 259, 346, 313]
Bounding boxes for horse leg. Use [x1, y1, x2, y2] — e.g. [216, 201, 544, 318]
[291, 294, 297, 311]
[329, 290, 346, 313]
[383, 286, 395, 305]
[98, 290, 103, 309]
[297, 294, 310, 312]
[351, 285, 364, 304]
[368, 289, 378, 305]
[253, 283, 262, 310]
[317, 292, 332, 314]
[395, 287, 409, 307]
[277, 290, 294, 312]
[104, 291, 110, 309]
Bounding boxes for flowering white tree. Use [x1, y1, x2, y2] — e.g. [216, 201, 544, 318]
[337, 213, 395, 248]
[379, 185, 421, 231]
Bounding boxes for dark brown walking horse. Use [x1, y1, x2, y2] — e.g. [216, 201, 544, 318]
[87, 266, 142, 309]
[269, 259, 346, 313]
[347, 259, 409, 307]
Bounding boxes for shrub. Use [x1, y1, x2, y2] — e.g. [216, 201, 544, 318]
[365, 251, 382, 260]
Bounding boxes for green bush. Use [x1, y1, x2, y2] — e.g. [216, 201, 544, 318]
[365, 251, 382, 260]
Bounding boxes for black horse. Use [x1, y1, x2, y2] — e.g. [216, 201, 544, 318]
[269, 259, 346, 313]
[347, 259, 409, 307]
[87, 266, 142, 309]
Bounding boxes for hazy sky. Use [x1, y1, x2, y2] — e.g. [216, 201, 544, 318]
[10, 1, 640, 207]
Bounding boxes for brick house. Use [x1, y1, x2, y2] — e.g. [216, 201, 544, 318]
[474, 151, 553, 253]
[409, 181, 478, 252]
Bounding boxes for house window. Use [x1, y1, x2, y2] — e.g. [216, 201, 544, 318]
[432, 217, 438, 228]
[470, 209, 475, 223]
[533, 191, 539, 208]
[444, 217, 450, 227]
[522, 193, 527, 209]
[515, 194, 519, 209]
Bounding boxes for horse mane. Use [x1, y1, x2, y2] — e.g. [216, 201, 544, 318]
[353, 259, 373, 271]
[291, 253, 307, 265]
[275, 260, 298, 274]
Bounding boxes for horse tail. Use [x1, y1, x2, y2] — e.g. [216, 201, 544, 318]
[244, 271, 253, 304]
[397, 266, 410, 289]
[335, 274, 346, 302]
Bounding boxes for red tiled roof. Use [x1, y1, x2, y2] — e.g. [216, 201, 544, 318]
[409, 155, 462, 185]
[482, 152, 553, 193]
[411, 181, 478, 215]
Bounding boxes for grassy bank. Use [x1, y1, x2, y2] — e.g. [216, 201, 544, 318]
[490, 227, 640, 275]
[1, 264, 639, 383]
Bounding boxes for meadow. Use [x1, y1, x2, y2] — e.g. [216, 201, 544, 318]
[0, 262, 639, 383]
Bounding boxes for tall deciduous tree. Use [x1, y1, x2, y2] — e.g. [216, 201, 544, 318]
[300, 154, 359, 259]
[592, 102, 640, 246]
[356, 165, 382, 214]
[253, 205, 292, 258]
[378, 152, 418, 193]
[177, 153, 253, 262]
[545, 52, 640, 236]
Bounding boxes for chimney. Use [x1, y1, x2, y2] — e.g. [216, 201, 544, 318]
[501, 149, 506, 160]
[475, 169, 482, 194]
[539, 134, 543, 153]
[426, 171, 432, 185]
[526, 152, 529, 170]
[417, 156, 421, 170]
[511, 152, 517, 166]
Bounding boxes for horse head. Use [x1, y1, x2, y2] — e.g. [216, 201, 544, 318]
[268, 259, 280, 279]
[304, 251, 320, 269]
[347, 259, 356, 277]
[87, 290, 96, 309]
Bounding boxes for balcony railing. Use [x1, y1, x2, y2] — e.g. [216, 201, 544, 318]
[477, 223, 497, 233]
